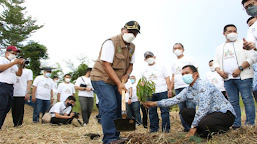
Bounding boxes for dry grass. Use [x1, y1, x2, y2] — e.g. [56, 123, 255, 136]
[0, 105, 256, 144]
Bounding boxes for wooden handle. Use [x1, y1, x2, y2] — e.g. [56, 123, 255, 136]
[121, 80, 127, 119]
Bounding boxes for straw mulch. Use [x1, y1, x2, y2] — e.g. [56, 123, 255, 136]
[0, 105, 256, 144]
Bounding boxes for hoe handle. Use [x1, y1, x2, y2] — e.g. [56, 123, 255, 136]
[121, 80, 127, 119]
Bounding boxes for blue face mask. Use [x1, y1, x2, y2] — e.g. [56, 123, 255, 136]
[45, 73, 51, 78]
[130, 79, 135, 84]
[247, 5, 257, 17]
[182, 74, 194, 84]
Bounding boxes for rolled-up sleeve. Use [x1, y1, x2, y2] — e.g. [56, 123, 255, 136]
[245, 49, 257, 65]
[157, 88, 187, 107]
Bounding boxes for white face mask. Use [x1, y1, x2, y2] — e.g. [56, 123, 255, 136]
[174, 49, 183, 57]
[210, 66, 215, 72]
[146, 57, 155, 64]
[7, 53, 16, 61]
[122, 33, 135, 43]
[226, 33, 238, 42]
[65, 78, 71, 82]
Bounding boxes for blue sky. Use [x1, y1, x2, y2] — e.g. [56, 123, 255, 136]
[24, 0, 250, 78]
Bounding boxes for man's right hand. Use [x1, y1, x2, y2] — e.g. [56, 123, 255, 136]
[32, 97, 36, 102]
[117, 83, 127, 95]
[70, 112, 75, 118]
[13, 58, 24, 65]
[217, 70, 228, 79]
[143, 101, 157, 108]
[243, 38, 255, 50]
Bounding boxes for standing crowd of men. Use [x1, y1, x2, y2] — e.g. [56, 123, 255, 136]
[0, 1, 257, 144]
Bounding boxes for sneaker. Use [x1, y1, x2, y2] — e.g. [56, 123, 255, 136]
[83, 123, 87, 127]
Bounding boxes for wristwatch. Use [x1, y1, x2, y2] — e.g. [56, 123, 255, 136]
[129, 97, 132, 99]
[191, 125, 196, 129]
[239, 66, 244, 71]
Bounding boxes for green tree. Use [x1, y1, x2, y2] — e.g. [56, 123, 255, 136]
[71, 63, 88, 81]
[19, 41, 48, 78]
[0, 0, 43, 49]
[51, 62, 64, 79]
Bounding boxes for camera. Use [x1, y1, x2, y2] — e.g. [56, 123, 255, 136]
[73, 112, 80, 119]
[17, 56, 29, 65]
[80, 84, 87, 88]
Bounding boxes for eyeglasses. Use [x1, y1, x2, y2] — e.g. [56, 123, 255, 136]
[244, 2, 255, 10]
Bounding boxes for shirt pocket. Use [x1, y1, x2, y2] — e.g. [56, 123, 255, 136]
[112, 53, 125, 69]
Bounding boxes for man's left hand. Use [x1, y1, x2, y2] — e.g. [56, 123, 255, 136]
[243, 38, 255, 50]
[232, 68, 241, 77]
[24, 93, 30, 100]
[168, 89, 172, 98]
[185, 128, 197, 138]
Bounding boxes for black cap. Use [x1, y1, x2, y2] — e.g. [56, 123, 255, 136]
[43, 67, 52, 72]
[144, 51, 154, 58]
[124, 21, 140, 33]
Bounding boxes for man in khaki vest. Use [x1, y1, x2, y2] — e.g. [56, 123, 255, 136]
[91, 21, 140, 144]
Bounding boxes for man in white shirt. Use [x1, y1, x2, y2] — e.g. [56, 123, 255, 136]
[91, 21, 140, 144]
[52, 76, 59, 104]
[12, 66, 33, 127]
[49, 96, 76, 125]
[242, 0, 257, 50]
[246, 17, 257, 103]
[205, 60, 227, 99]
[213, 24, 257, 129]
[141, 51, 171, 133]
[57, 74, 75, 102]
[171, 43, 197, 132]
[0, 46, 24, 129]
[126, 76, 141, 126]
[32, 67, 54, 123]
[75, 68, 94, 126]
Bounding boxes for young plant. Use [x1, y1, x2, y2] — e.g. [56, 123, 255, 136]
[136, 77, 156, 103]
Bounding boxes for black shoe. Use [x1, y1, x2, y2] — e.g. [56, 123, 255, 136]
[232, 126, 241, 130]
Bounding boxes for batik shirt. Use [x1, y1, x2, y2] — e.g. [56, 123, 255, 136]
[157, 79, 236, 127]
[252, 63, 257, 90]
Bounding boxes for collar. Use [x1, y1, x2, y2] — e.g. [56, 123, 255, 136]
[190, 79, 200, 90]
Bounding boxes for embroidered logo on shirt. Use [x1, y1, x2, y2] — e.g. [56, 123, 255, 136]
[224, 49, 234, 59]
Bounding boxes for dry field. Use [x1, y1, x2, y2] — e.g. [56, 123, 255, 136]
[0, 105, 256, 144]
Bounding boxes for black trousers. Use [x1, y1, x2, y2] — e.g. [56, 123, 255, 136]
[140, 104, 148, 127]
[12, 97, 25, 127]
[180, 108, 235, 137]
[0, 82, 13, 129]
[50, 117, 73, 125]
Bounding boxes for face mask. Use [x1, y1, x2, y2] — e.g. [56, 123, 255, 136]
[45, 73, 51, 78]
[7, 53, 16, 61]
[122, 33, 135, 43]
[66, 102, 73, 107]
[65, 78, 71, 82]
[182, 74, 194, 84]
[226, 33, 238, 42]
[130, 79, 135, 84]
[146, 57, 155, 65]
[174, 49, 183, 57]
[210, 66, 215, 72]
[247, 5, 257, 17]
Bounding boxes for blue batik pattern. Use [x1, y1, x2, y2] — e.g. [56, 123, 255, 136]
[157, 79, 236, 127]
[252, 63, 257, 90]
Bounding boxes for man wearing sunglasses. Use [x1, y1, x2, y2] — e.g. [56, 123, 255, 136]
[0, 46, 24, 129]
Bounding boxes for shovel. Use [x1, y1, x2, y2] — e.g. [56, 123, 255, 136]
[114, 80, 136, 132]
